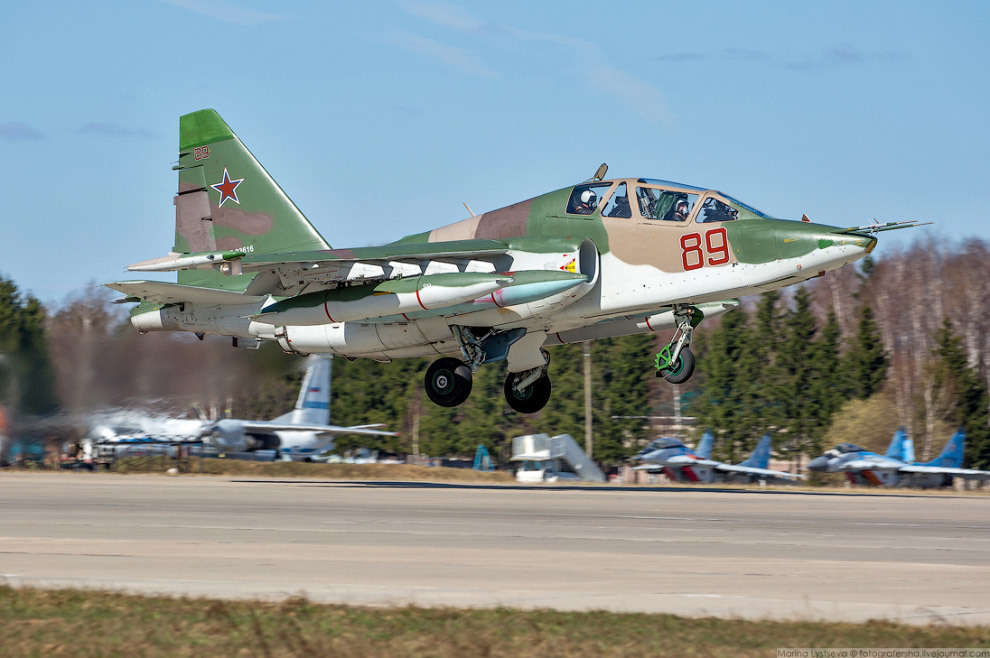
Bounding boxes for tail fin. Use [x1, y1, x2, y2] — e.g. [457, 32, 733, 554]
[883, 427, 913, 462]
[737, 434, 772, 469]
[272, 356, 332, 425]
[924, 429, 966, 468]
[173, 109, 330, 289]
[694, 431, 714, 459]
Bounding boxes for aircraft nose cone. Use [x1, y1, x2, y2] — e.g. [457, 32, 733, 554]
[806, 455, 830, 472]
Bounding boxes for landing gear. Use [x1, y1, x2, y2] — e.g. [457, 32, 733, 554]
[504, 371, 552, 414]
[504, 349, 552, 414]
[655, 304, 701, 384]
[425, 357, 473, 407]
[657, 346, 695, 384]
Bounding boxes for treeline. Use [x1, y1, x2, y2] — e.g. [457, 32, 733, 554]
[2, 237, 988, 469]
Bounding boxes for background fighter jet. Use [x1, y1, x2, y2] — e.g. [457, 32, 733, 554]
[633, 433, 803, 483]
[109, 110, 925, 413]
[87, 356, 395, 461]
[807, 429, 990, 487]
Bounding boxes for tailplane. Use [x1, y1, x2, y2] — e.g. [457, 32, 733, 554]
[173, 109, 330, 289]
[923, 429, 965, 468]
[883, 427, 914, 462]
[737, 434, 772, 469]
[694, 431, 714, 459]
[272, 356, 332, 426]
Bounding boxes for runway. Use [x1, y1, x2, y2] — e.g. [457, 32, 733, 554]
[1, 473, 988, 625]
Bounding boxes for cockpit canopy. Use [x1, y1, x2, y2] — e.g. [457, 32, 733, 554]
[645, 437, 686, 450]
[564, 178, 770, 223]
[834, 443, 865, 454]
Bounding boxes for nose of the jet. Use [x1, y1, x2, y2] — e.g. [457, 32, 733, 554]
[806, 455, 830, 472]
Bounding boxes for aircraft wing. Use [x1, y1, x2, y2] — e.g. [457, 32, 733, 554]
[237, 240, 510, 268]
[123, 240, 515, 298]
[715, 464, 806, 480]
[899, 465, 990, 479]
[106, 280, 266, 306]
[235, 420, 397, 437]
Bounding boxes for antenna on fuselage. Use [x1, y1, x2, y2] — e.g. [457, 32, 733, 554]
[586, 163, 608, 182]
[463, 202, 476, 217]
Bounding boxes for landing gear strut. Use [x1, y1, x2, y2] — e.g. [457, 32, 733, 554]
[504, 349, 552, 414]
[424, 357, 473, 407]
[655, 305, 700, 384]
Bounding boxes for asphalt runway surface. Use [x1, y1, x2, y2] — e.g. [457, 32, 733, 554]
[1, 473, 988, 625]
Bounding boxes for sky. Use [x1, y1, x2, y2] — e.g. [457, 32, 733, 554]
[2, 0, 988, 303]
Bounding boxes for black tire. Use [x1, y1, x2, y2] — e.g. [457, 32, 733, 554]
[504, 372, 552, 414]
[425, 357, 473, 407]
[661, 347, 695, 384]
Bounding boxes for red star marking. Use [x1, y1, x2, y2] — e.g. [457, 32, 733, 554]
[211, 167, 244, 207]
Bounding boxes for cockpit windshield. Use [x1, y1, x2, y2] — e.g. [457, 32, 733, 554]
[834, 443, 864, 454]
[719, 193, 771, 219]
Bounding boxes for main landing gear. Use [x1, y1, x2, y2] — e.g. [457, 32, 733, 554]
[503, 350, 552, 414]
[424, 357, 473, 407]
[423, 327, 552, 414]
[655, 305, 700, 384]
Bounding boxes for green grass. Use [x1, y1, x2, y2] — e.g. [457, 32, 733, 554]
[1, 586, 987, 657]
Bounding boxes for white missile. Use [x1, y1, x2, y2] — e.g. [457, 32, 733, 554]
[252, 272, 513, 326]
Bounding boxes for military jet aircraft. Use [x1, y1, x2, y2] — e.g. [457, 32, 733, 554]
[633, 432, 804, 482]
[108, 109, 925, 413]
[806, 428, 990, 487]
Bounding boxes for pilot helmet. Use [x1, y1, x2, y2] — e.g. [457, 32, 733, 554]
[580, 189, 598, 207]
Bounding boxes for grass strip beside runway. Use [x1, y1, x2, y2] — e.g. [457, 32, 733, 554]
[2, 586, 988, 657]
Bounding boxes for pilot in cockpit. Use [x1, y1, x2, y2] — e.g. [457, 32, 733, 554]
[574, 189, 598, 215]
[672, 199, 690, 222]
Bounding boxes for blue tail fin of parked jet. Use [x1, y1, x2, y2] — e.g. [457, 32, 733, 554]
[695, 431, 714, 459]
[884, 427, 914, 462]
[923, 429, 965, 468]
[737, 434, 772, 469]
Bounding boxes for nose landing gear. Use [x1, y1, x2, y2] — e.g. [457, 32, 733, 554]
[655, 305, 700, 384]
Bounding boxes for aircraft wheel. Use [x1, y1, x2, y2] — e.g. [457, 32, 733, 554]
[504, 372, 552, 414]
[425, 357, 473, 407]
[661, 347, 695, 384]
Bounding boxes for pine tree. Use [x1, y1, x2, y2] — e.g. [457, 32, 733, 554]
[690, 305, 750, 462]
[776, 287, 819, 459]
[934, 318, 990, 469]
[0, 276, 58, 416]
[844, 303, 888, 399]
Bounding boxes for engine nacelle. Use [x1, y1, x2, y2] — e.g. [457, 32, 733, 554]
[204, 419, 280, 453]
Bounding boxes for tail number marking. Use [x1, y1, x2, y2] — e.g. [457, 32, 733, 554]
[680, 228, 729, 271]
[194, 146, 211, 160]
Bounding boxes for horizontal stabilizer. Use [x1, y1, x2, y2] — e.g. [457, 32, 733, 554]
[105, 280, 266, 305]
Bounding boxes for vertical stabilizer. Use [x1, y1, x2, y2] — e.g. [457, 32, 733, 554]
[173, 109, 330, 290]
[884, 427, 912, 462]
[694, 431, 714, 459]
[737, 434, 772, 469]
[272, 356, 332, 426]
[924, 429, 966, 468]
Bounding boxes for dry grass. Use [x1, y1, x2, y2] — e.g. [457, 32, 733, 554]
[110, 457, 516, 483]
[1, 586, 988, 658]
